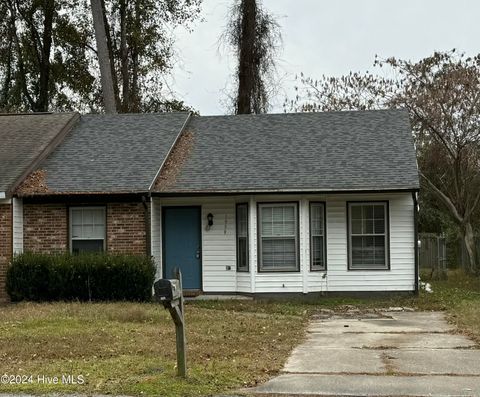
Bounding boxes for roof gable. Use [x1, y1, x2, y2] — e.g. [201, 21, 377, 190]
[0, 113, 78, 196]
[31, 112, 190, 194]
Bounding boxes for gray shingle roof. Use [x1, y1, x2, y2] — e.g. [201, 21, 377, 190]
[0, 113, 77, 195]
[159, 109, 419, 193]
[41, 113, 189, 193]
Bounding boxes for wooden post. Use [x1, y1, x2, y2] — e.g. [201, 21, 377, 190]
[172, 268, 187, 378]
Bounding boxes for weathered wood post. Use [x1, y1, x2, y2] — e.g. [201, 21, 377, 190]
[153, 268, 187, 378]
[173, 267, 187, 378]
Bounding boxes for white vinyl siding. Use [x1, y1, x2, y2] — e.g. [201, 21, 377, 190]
[151, 192, 415, 294]
[258, 203, 299, 272]
[70, 207, 106, 253]
[12, 197, 23, 254]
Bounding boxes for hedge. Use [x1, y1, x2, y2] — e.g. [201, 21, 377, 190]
[6, 252, 156, 302]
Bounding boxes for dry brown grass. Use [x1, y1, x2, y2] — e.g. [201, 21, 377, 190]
[0, 301, 307, 396]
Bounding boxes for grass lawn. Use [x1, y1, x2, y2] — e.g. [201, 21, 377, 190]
[0, 271, 478, 396]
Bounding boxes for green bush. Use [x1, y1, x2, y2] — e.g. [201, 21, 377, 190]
[6, 252, 155, 302]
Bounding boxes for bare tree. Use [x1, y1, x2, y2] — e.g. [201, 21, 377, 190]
[290, 51, 480, 272]
[90, 0, 117, 114]
[224, 0, 281, 114]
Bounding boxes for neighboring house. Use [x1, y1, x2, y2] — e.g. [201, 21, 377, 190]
[0, 113, 79, 301]
[2, 109, 420, 298]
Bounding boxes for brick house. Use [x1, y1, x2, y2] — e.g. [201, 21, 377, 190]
[0, 113, 78, 301]
[2, 110, 420, 299]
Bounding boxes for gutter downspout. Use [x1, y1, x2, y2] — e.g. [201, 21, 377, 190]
[412, 191, 419, 295]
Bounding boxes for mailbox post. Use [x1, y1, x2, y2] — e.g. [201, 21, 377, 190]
[154, 268, 187, 378]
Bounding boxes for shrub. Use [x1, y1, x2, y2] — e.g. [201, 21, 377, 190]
[6, 252, 155, 302]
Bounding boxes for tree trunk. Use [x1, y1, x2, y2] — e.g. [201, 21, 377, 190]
[236, 0, 256, 114]
[101, 0, 121, 110]
[120, 0, 129, 112]
[463, 221, 478, 273]
[90, 0, 117, 114]
[36, 0, 55, 112]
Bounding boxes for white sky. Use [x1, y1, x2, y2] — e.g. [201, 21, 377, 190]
[169, 0, 480, 115]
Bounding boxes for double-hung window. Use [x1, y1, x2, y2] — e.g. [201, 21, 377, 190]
[236, 203, 249, 272]
[258, 203, 299, 272]
[310, 202, 326, 270]
[70, 207, 106, 253]
[348, 202, 389, 270]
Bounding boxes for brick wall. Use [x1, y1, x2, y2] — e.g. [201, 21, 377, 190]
[23, 201, 147, 255]
[24, 204, 68, 252]
[0, 204, 12, 302]
[107, 202, 147, 255]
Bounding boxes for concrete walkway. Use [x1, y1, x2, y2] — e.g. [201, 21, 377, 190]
[252, 310, 480, 396]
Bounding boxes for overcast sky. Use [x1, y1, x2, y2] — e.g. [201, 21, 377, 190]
[169, 0, 480, 115]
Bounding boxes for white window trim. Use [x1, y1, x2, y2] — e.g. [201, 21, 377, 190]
[310, 202, 326, 271]
[258, 202, 299, 273]
[348, 201, 389, 271]
[69, 206, 106, 253]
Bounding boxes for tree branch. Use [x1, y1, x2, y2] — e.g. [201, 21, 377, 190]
[420, 171, 463, 224]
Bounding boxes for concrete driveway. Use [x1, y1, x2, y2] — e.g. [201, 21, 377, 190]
[252, 310, 480, 396]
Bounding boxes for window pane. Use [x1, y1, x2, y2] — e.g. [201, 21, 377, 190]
[374, 219, 385, 234]
[71, 209, 82, 226]
[311, 204, 324, 236]
[261, 207, 273, 236]
[349, 203, 388, 269]
[238, 237, 248, 270]
[374, 204, 385, 220]
[260, 204, 298, 271]
[311, 236, 324, 269]
[351, 205, 362, 220]
[236, 204, 249, 271]
[351, 236, 364, 267]
[71, 225, 82, 239]
[262, 238, 296, 270]
[351, 219, 362, 234]
[71, 208, 105, 241]
[237, 205, 248, 237]
[374, 236, 386, 266]
[364, 205, 374, 219]
[72, 239, 103, 254]
[365, 219, 374, 234]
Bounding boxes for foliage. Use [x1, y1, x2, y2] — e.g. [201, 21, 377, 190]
[0, 0, 202, 113]
[223, 0, 281, 114]
[287, 50, 480, 271]
[6, 252, 155, 302]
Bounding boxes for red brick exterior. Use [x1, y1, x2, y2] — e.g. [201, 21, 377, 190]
[24, 204, 68, 253]
[23, 201, 148, 255]
[107, 202, 147, 254]
[0, 204, 12, 302]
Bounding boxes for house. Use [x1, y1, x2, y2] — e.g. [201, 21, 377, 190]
[0, 113, 79, 301]
[1, 109, 420, 298]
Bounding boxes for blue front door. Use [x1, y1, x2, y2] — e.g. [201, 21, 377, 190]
[163, 206, 202, 290]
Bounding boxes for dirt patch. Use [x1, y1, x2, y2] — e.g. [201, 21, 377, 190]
[15, 169, 51, 195]
[154, 130, 194, 191]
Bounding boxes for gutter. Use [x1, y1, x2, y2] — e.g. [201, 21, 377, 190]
[412, 191, 419, 295]
[151, 187, 420, 197]
[148, 112, 192, 191]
